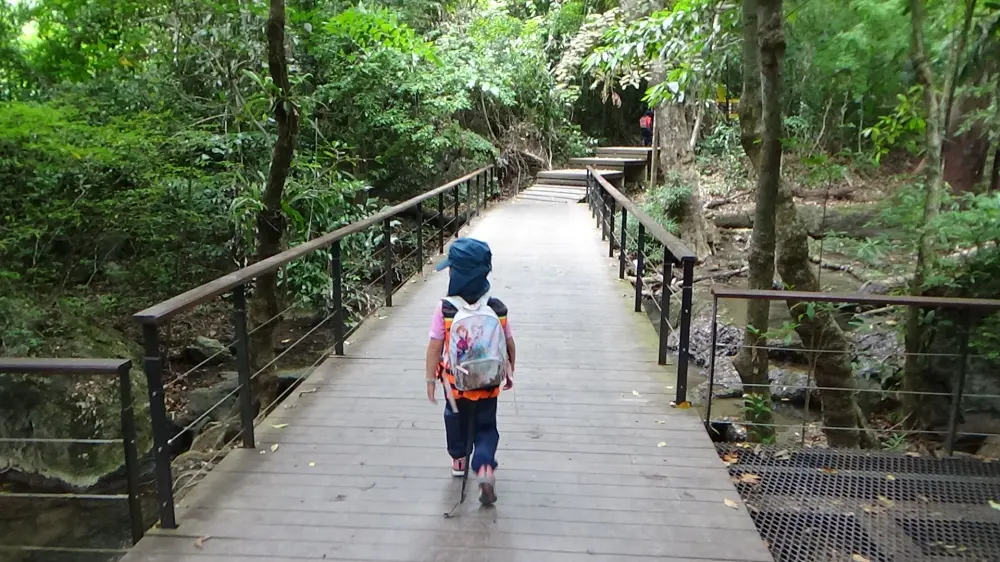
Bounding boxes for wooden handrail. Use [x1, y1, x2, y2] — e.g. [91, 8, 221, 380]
[587, 167, 697, 264]
[0, 358, 131, 375]
[712, 288, 1000, 310]
[134, 166, 492, 324]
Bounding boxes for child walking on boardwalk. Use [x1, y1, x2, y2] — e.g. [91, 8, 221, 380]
[425, 238, 516, 505]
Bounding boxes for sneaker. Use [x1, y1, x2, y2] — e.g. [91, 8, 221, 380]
[477, 465, 497, 505]
[451, 458, 466, 477]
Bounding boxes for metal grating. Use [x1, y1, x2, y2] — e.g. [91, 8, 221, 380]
[718, 444, 1000, 561]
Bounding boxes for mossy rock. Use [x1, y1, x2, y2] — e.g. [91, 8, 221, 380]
[0, 296, 152, 491]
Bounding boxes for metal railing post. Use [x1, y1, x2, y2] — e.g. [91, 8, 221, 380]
[331, 240, 345, 355]
[469, 176, 480, 217]
[608, 200, 616, 258]
[453, 184, 460, 233]
[619, 207, 627, 279]
[658, 254, 672, 366]
[480, 173, 486, 210]
[117, 360, 144, 545]
[601, 190, 608, 241]
[675, 259, 695, 403]
[141, 323, 176, 529]
[635, 224, 645, 313]
[437, 192, 445, 254]
[467, 180, 474, 218]
[945, 317, 973, 455]
[383, 218, 394, 306]
[232, 284, 256, 448]
[704, 296, 719, 425]
[416, 201, 424, 268]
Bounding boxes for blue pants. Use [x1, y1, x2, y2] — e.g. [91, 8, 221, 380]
[444, 397, 499, 472]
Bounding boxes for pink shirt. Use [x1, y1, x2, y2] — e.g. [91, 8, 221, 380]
[429, 301, 514, 340]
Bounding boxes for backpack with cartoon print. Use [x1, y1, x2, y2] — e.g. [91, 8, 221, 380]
[443, 295, 509, 391]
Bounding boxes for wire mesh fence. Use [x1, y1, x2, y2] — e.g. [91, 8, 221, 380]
[703, 289, 1000, 562]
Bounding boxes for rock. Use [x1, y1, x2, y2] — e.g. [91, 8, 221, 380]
[189, 420, 240, 453]
[694, 359, 813, 406]
[184, 336, 232, 365]
[0, 355, 152, 491]
[977, 435, 1000, 459]
[680, 310, 744, 367]
[769, 366, 810, 405]
[176, 372, 240, 428]
[695, 357, 744, 400]
[850, 325, 903, 413]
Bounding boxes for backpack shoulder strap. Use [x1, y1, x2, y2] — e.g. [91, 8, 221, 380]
[486, 297, 508, 317]
[441, 298, 459, 318]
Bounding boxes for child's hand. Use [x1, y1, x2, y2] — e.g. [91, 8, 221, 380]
[503, 374, 514, 391]
[426, 380, 437, 404]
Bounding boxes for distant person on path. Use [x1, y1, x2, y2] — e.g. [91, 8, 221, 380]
[640, 110, 654, 146]
[425, 238, 516, 505]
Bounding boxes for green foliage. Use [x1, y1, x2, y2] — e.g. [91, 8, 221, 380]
[861, 87, 927, 164]
[0, 101, 229, 293]
[582, 0, 739, 106]
[742, 393, 776, 445]
[644, 172, 693, 225]
[0, 0, 587, 351]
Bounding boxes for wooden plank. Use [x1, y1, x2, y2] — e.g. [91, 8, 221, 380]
[132, 533, 771, 561]
[122, 197, 771, 562]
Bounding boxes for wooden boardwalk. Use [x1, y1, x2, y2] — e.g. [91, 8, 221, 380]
[123, 198, 773, 561]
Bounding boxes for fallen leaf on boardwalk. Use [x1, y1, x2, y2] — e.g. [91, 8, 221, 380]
[724, 498, 739, 509]
[271, 423, 289, 429]
[655, 420, 666, 424]
[308, 462, 316, 467]
[194, 536, 212, 549]
[851, 555, 871, 562]
[721, 452, 739, 466]
[989, 499, 1000, 511]
[280, 338, 291, 344]
[819, 467, 839, 474]
[739, 473, 761, 484]
[270, 444, 280, 453]
[886, 474, 896, 481]
[773, 449, 791, 461]
[300, 388, 318, 395]
[670, 401, 691, 409]
[632, 390, 641, 396]
[666, 386, 674, 390]
[657, 442, 667, 448]
[877, 496, 895, 508]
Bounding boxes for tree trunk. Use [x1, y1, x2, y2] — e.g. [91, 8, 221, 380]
[903, 0, 952, 427]
[732, 0, 774, 441]
[651, 92, 714, 260]
[736, 0, 869, 446]
[251, 0, 299, 407]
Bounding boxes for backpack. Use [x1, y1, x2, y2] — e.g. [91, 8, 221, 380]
[639, 114, 653, 129]
[443, 295, 509, 391]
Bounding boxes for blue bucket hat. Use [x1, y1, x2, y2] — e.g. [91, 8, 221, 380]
[435, 238, 492, 303]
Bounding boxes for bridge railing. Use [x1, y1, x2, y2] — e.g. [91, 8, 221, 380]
[586, 167, 698, 405]
[132, 165, 500, 529]
[0, 358, 144, 555]
[705, 288, 1000, 454]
